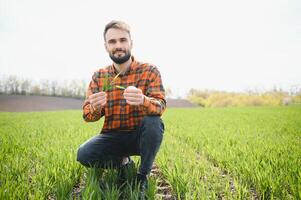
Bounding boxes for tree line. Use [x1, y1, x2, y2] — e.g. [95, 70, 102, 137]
[0, 75, 174, 100]
[1, 75, 301, 107]
[187, 87, 301, 107]
[0, 75, 87, 99]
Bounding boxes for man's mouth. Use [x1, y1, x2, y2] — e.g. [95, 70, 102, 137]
[114, 51, 125, 57]
[114, 50, 125, 54]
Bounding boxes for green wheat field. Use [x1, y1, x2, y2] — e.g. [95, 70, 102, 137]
[0, 106, 300, 199]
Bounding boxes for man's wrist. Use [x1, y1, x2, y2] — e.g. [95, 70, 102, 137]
[142, 95, 151, 107]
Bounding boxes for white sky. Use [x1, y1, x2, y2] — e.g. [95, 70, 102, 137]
[0, 0, 300, 97]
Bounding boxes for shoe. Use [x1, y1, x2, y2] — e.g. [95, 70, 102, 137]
[137, 173, 148, 200]
[117, 157, 135, 188]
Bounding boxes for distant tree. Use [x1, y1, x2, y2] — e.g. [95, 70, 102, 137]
[0, 79, 3, 94]
[30, 84, 41, 95]
[67, 79, 86, 98]
[74, 80, 83, 98]
[291, 86, 301, 104]
[56, 82, 64, 96]
[188, 88, 211, 99]
[60, 80, 73, 97]
[3, 79, 8, 94]
[50, 80, 58, 96]
[20, 79, 31, 95]
[40, 80, 50, 95]
[6, 75, 20, 94]
[69, 80, 79, 97]
[165, 87, 173, 98]
[79, 80, 87, 98]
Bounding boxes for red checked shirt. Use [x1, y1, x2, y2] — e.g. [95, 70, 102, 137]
[83, 57, 166, 133]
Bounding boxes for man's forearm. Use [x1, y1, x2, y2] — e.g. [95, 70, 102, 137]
[82, 100, 104, 122]
[142, 96, 166, 115]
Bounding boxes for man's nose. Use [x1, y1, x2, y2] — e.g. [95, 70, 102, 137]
[115, 41, 123, 48]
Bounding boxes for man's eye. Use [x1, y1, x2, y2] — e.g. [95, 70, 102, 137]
[108, 40, 116, 44]
[120, 38, 127, 42]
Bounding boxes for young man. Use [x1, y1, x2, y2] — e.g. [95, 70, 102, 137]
[77, 20, 166, 198]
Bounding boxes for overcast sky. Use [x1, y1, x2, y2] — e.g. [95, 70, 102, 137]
[0, 0, 300, 97]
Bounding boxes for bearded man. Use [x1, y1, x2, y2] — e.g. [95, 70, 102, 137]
[77, 20, 166, 199]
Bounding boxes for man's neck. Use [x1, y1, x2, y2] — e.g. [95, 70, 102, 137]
[113, 57, 132, 74]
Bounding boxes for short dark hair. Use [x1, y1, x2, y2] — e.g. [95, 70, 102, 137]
[103, 20, 131, 41]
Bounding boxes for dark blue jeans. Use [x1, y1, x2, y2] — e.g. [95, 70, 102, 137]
[77, 116, 164, 175]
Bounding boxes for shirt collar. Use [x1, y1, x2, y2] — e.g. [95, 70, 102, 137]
[111, 56, 138, 76]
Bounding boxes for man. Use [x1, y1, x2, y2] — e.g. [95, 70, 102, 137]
[77, 20, 166, 198]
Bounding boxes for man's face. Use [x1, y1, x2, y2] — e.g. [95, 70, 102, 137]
[104, 28, 133, 64]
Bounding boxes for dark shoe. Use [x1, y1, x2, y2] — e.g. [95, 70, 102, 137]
[137, 173, 148, 200]
[117, 158, 135, 188]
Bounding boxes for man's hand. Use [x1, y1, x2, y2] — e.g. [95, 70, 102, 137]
[123, 86, 145, 105]
[88, 92, 107, 110]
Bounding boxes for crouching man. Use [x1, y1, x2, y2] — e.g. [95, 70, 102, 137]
[77, 20, 166, 199]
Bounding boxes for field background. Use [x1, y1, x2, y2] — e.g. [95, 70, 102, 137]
[0, 103, 300, 199]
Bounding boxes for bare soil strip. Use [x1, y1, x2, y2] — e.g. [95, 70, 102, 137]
[208, 156, 260, 200]
[175, 133, 260, 199]
[150, 164, 176, 200]
[72, 173, 86, 200]
[0, 95, 83, 112]
[0, 95, 196, 112]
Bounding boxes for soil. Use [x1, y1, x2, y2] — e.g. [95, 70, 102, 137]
[0, 95, 197, 112]
[0, 95, 83, 112]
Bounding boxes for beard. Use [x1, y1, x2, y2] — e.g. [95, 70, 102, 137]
[109, 50, 131, 64]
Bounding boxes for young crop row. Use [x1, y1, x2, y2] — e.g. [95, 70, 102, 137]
[0, 111, 89, 199]
[0, 106, 300, 199]
[158, 106, 301, 199]
[157, 132, 252, 199]
[0, 111, 159, 199]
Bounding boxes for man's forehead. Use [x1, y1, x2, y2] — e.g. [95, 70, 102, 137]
[105, 28, 130, 41]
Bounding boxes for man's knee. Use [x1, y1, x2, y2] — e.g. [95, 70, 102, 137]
[77, 144, 93, 167]
[77, 142, 121, 168]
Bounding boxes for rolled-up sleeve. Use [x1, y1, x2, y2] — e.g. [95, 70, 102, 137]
[142, 68, 166, 115]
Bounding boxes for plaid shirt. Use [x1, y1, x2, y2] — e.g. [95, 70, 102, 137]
[83, 57, 166, 133]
